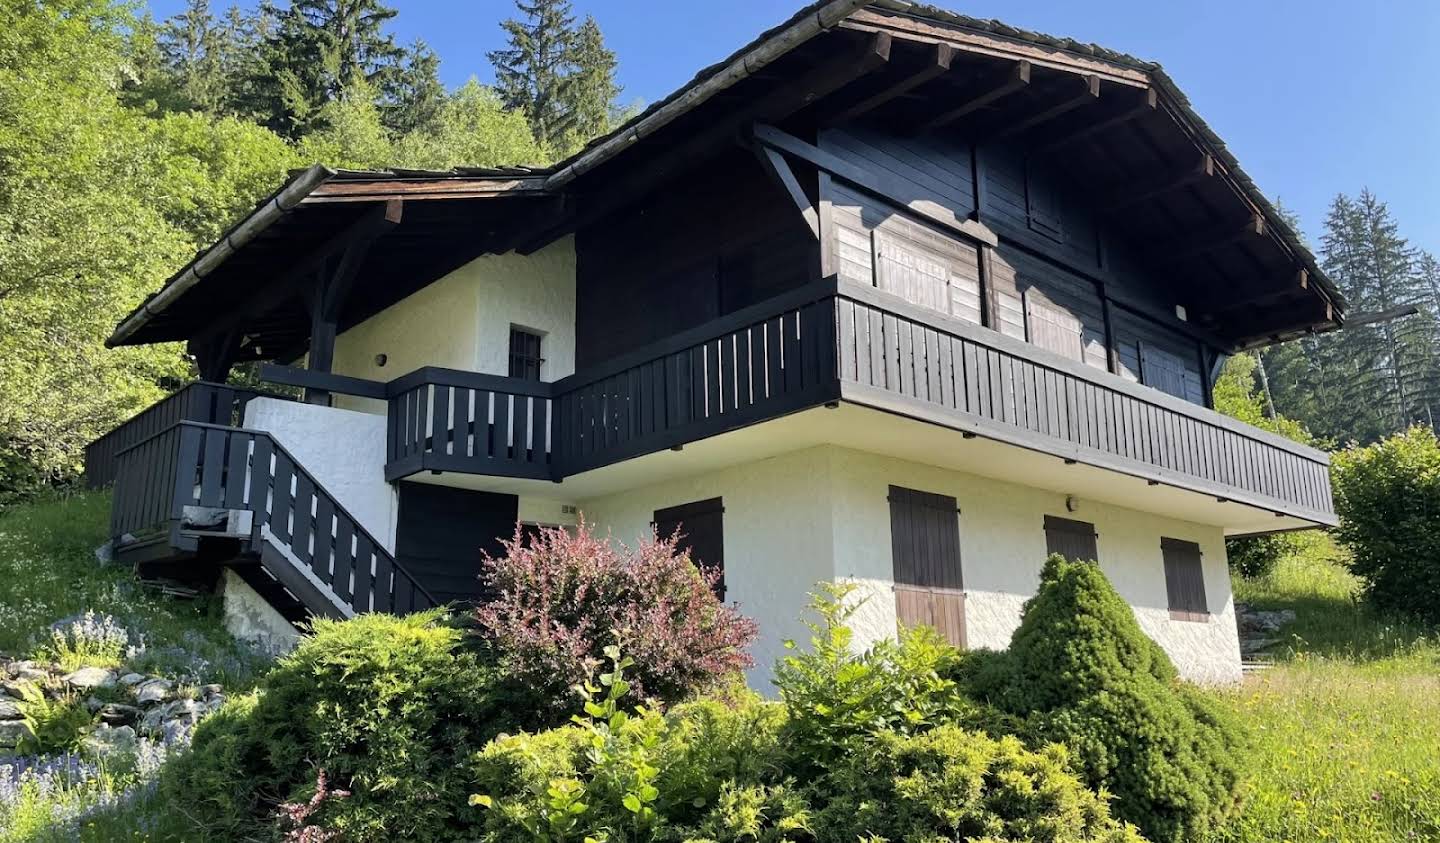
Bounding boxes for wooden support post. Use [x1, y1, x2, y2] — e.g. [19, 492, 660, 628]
[188, 326, 243, 383]
[753, 144, 819, 239]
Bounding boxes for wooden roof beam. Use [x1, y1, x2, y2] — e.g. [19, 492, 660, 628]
[1145, 213, 1265, 268]
[980, 73, 1101, 143]
[1195, 268, 1310, 322]
[916, 60, 1031, 131]
[822, 42, 954, 126]
[1031, 87, 1157, 156]
[753, 144, 820, 239]
[1099, 153, 1215, 213]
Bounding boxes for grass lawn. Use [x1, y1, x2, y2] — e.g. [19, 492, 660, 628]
[1212, 535, 1440, 842]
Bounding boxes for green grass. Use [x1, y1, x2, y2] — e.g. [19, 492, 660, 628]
[1210, 534, 1440, 842]
[0, 491, 267, 687]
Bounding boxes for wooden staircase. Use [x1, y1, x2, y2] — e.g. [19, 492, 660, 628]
[111, 420, 437, 626]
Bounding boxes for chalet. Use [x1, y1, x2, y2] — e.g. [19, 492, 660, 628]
[89, 0, 1343, 683]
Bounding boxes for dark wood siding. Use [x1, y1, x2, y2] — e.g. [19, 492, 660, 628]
[395, 483, 517, 604]
[1044, 515, 1098, 562]
[574, 148, 817, 369]
[1161, 537, 1208, 621]
[654, 497, 725, 598]
[888, 485, 965, 646]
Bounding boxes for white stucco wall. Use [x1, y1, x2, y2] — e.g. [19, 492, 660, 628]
[243, 398, 398, 552]
[824, 448, 1242, 685]
[330, 236, 576, 414]
[577, 445, 1241, 688]
[577, 448, 838, 689]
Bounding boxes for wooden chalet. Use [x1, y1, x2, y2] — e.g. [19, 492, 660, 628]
[90, 0, 1343, 682]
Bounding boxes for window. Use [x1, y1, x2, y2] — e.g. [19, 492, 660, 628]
[888, 485, 965, 646]
[508, 327, 544, 381]
[654, 498, 725, 599]
[1025, 160, 1064, 241]
[1162, 537, 1208, 621]
[1044, 515, 1098, 562]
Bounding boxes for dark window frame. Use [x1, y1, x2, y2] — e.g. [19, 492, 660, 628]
[1161, 537, 1209, 622]
[508, 325, 545, 381]
[1025, 159, 1065, 242]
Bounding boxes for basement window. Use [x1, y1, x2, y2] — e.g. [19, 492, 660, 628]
[1162, 537, 1209, 622]
[508, 326, 544, 381]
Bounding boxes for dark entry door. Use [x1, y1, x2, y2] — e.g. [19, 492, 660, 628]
[395, 483, 518, 604]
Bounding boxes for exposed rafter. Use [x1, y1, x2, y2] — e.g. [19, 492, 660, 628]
[980, 73, 1101, 142]
[915, 60, 1030, 131]
[1030, 87, 1157, 156]
[1146, 213, 1265, 269]
[822, 42, 954, 125]
[1099, 153, 1215, 213]
[1196, 269, 1310, 323]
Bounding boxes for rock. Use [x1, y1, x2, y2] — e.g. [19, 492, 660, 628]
[1241, 637, 1280, 655]
[205, 697, 225, 713]
[63, 667, 116, 690]
[82, 724, 137, 757]
[201, 684, 223, 696]
[0, 699, 21, 720]
[16, 667, 48, 683]
[0, 680, 30, 701]
[118, 673, 147, 687]
[161, 719, 191, 744]
[139, 707, 165, 737]
[135, 678, 172, 705]
[0, 720, 35, 748]
[84, 696, 105, 713]
[94, 540, 116, 565]
[165, 699, 204, 723]
[98, 703, 141, 727]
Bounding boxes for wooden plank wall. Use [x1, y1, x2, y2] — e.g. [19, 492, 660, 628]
[574, 148, 818, 368]
[817, 124, 1211, 407]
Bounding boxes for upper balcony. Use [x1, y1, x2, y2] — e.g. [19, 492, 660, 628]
[362, 277, 1334, 531]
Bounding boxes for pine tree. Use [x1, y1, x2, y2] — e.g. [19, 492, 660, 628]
[158, 0, 224, 112]
[488, 0, 619, 154]
[247, 0, 404, 137]
[383, 39, 446, 135]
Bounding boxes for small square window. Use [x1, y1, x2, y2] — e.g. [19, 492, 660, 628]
[508, 327, 544, 381]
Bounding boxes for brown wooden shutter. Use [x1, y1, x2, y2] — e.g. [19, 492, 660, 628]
[654, 497, 725, 599]
[1044, 515, 1098, 562]
[1161, 537, 1208, 621]
[888, 485, 965, 647]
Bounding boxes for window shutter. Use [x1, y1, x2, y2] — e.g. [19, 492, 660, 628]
[874, 232, 951, 315]
[1044, 515, 1098, 562]
[654, 498, 725, 599]
[1024, 290, 1085, 361]
[1139, 341, 1190, 400]
[888, 485, 965, 647]
[1162, 537, 1208, 621]
[1026, 161, 1064, 240]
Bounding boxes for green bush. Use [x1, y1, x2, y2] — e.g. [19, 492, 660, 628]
[962, 555, 1243, 843]
[162, 610, 522, 841]
[811, 726, 1144, 843]
[1331, 425, 1440, 624]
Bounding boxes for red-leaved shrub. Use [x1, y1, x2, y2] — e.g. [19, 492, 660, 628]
[473, 519, 757, 712]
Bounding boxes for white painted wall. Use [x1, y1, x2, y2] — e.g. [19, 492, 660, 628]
[218, 569, 301, 656]
[577, 448, 838, 689]
[330, 237, 576, 414]
[577, 445, 1241, 688]
[824, 447, 1242, 685]
[243, 398, 398, 552]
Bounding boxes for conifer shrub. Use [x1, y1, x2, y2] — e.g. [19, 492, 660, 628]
[1331, 425, 1440, 624]
[473, 520, 758, 716]
[962, 555, 1243, 843]
[163, 610, 521, 841]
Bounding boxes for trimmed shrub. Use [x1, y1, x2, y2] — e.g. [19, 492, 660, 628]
[474, 520, 758, 715]
[162, 610, 520, 841]
[1332, 425, 1440, 624]
[811, 726, 1145, 843]
[963, 555, 1243, 843]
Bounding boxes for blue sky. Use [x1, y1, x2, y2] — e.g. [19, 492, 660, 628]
[150, 1, 1440, 256]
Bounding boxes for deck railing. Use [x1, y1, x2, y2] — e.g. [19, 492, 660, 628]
[113, 421, 436, 616]
[832, 281, 1335, 521]
[85, 382, 271, 489]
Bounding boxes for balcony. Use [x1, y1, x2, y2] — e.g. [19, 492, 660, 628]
[374, 278, 1333, 526]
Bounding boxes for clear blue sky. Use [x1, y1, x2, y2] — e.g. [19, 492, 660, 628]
[150, 1, 1440, 256]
